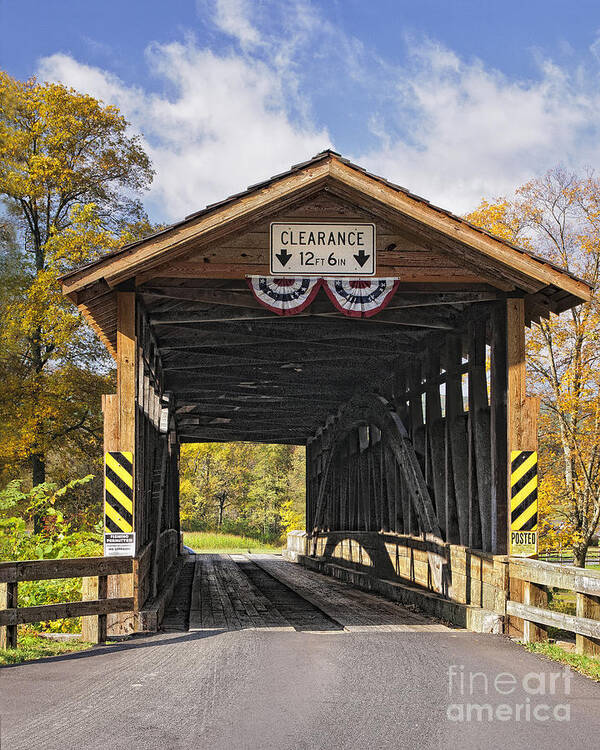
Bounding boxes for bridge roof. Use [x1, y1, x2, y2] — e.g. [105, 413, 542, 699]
[60, 151, 592, 443]
[62, 149, 591, 302]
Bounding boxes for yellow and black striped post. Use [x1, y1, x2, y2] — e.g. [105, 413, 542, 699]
[104, 451, 135, 556]
[510, 450, 538, 556]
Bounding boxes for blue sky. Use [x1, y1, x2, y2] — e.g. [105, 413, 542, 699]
[2, 0, 600, 222]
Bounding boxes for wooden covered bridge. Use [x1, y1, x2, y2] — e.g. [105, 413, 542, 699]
[31, 149, 592, 638]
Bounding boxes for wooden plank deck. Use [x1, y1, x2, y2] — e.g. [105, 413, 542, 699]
[183, 554, 453, 634]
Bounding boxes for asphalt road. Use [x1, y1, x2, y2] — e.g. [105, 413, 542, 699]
[2, 560, 600, 749]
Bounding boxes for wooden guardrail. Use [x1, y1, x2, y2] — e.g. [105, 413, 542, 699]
[507, 557, 600, 655]
[0, 556, 134, 649]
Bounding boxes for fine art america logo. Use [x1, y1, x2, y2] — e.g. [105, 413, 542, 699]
[447, 665, 571, 723]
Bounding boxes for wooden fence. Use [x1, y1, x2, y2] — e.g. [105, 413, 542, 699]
[538, 549, 600, 566]
[0, 556, 134, 649]
[507, 557, 600, 654]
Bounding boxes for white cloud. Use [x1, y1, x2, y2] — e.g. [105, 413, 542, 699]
[357, 40, 600, 212]
[36, 2, 600, 221]
[211, 0, 262, 50]
[38, 40, 329, 222]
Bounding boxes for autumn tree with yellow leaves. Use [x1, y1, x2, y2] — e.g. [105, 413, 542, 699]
[467, 169, 600, 566]
[0, 72, 153, 490]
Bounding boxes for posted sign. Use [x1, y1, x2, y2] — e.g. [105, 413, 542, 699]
[510, 450, 538, 557]
[270, 223, 376, 275]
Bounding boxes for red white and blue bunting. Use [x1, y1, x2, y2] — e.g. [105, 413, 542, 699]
[247, 276, 321, 316]
[323, 278, 400, 318]
[248, 277, 400, 317]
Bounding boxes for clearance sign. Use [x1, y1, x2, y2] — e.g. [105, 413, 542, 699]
[270, 223, 376, 276]
[510, 450, 538, 557]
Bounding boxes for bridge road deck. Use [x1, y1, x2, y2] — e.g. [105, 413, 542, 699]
[2, 554, 600, 750]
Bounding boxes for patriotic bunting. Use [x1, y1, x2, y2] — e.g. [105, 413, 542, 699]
[247, 276, 322, 316]
[248, 276, 400, 317]
[323, 278, 400, 318]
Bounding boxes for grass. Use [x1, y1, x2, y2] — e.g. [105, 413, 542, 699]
[524, 641, 600, 681]
[0, 632, 93, 666]
[183, 531, 283, 554]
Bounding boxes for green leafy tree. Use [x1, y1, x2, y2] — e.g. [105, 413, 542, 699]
[179, 443, 305, 540]
[0, 71, 153, 487]
[0, 476, 102, 632]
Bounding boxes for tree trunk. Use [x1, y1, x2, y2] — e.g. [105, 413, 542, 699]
[32, 453, 46, 487]
[573, 543, 588, 568]
[30, 326, 46, 493]
[32, 452, 46, 533]
[217, 493, 226, 530]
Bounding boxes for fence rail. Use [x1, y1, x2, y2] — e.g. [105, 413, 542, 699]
[538, 549, 600, 566]
[508, 557, 600, 655]
[0, 556, 134, 649]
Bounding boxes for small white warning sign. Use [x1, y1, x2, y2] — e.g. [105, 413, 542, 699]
[104, 532, 136, 557]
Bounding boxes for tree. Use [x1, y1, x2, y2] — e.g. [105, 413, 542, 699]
[179, 442, 305, 540]
[179, 443, 255, 531]
[0, 72, 153, 487]
[466, 169, 600, 566]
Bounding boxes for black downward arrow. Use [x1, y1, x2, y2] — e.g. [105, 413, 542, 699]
[275, 248, 292, 267]
[354, 249, 370, 267]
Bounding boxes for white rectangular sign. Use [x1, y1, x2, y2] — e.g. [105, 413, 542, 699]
[104, 532, 135, 557]
[270, 223, 376, 275]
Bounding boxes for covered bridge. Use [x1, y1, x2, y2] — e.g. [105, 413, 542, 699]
[60, 150, 591, 628]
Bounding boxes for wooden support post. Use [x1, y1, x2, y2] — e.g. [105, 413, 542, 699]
[409, 363, 426, 535]
[446, 335, 469, 545]
[97, 574, 108, 644]
[81, 576, 99, 642]
[522, 580, 548, 643]
[368, 442, 379, 531]
[490, 302, 508, 554]
[507, 298, 526, 461]
[576, 593, 600, 655]
[82, 393, 120, 642]
[0, 581, 17, 649]
[425, 348, 446, 538]
[152, 437, 169, 598]
[342, 439, 350, 530]
[358, 425, 369, 530]
[468, 318, 489, 551]
[118, 292, 137, 457]
[348, 436, 356, 529]
[506, 298, 540, 556]
[102, 291, 137, 634]
[305, 441, 312, 532]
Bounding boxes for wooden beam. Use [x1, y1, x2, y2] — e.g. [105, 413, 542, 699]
[141, 286, 500, 308]
[490, 301, 508, 554]
[445, 335, 469, 546]
[117, 293, 137, 453]
[0, 581, 17, 648]
[61, 165, 331, 293]
[115, 293, 137, 632]
[507, 298, 526, 455]
[425, 348, 446, 538]
[329, 159, 591, 302]
[0, 597, 135, 627]
[468, 318, 491, 551]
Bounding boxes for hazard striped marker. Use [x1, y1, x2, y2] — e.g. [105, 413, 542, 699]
[510, 450, 538, 557]
[104, 452, 135, 556]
